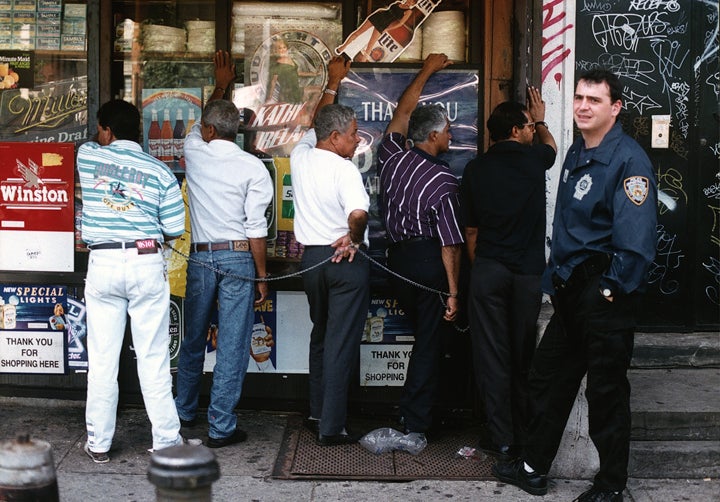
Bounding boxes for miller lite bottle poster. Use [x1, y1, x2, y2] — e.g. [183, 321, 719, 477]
[0, 142, 75, 271]
[336, 0, 441, 63]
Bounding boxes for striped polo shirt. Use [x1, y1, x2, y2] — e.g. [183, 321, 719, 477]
[77, 140, 185, 245]
[378, 132, 464, 246]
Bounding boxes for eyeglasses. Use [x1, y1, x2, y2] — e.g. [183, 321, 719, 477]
[518, 122, 536, 130]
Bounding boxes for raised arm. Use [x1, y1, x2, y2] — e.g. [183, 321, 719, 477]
[209, 50, 236, 103]
[311, 55, 352, 126]
[527, 85, 557, 152]
[385, 53, 452, 137]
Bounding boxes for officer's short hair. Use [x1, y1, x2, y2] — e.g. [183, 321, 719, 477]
[487, 101, 529, 142]
[315, 104, 356, 141]
[97, 100, 140, 142]
[202, 100, 240, 139]
[578, 69, 623, 103]
[408, 104, 448, 144]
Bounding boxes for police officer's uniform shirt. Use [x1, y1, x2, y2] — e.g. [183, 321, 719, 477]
[542, 121, 658, 296]
[290, 129, 370, 246]
[184, 122, 273, 242]
[77, 140, 185, 245]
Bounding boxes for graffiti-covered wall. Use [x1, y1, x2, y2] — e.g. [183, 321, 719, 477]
[541, 0, 719, 329]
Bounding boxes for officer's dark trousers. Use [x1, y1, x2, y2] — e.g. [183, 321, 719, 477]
[388, 238, 450, 433]
[468, 257, 542, 448]
[301, 245, 370, 437]
[524, 274, 636, 492]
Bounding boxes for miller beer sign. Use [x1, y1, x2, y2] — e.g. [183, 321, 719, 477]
[0, 142, 75, 271]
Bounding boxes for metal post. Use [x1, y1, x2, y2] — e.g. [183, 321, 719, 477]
[147, 444, 220, 502]
[0, 435, 59, 502]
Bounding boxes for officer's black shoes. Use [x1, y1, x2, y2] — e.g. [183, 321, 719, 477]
[492, 458, 548, 496]
[573, 486, 623, 502]
[303, 416, 320, 434]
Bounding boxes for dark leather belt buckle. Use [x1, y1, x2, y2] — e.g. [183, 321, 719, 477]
[135, 239, 157, 254]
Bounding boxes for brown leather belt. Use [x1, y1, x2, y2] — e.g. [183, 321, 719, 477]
[191, 240, 249, 252]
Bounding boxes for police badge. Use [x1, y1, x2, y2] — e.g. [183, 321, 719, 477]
[624, 176, 649, 205]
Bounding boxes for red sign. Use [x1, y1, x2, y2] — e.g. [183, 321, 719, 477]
[0, 142, 74, 231]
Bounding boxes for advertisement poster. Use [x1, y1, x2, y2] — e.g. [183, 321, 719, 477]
[200, 291, 312, 374]
[337, 0, 440, 63]
[0, 76, 88, 144]
[359, 295, 414, 387]
[0, 284, 67, 374]
[0, 51, 33, 90]
[340, 68, 479, 263]
[65, 292, 88, 371]
[0, 142, 75, 271]
[141, 88, 202, 172]
[237, 24, 341, 157]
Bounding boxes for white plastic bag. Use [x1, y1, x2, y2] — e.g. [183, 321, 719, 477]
[359, 427, 428, 455]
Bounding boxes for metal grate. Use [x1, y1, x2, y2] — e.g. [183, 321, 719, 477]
[272, 415, 495, 480]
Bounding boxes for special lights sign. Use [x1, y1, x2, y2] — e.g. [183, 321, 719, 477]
[0, 142, 75, 271]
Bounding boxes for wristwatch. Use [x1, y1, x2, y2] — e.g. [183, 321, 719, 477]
[535, 121, 548, 129]
[601, 288, 613, 298]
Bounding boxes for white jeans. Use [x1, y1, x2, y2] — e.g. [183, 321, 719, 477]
[84, 247, 181, 452]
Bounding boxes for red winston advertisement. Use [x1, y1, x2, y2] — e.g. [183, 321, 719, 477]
[0, 142, 75, 271]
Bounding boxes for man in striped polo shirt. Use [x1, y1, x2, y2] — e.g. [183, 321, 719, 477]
[378, 53, 463, 438]
[78, 99, 185, 463]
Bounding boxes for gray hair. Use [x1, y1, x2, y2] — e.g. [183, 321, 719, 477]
[202, 100, 240, 139]
[408, 104, 448, 144]
[315, 104, 356, 141]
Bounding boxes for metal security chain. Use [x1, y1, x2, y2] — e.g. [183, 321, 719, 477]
[167, 245, 469, 332]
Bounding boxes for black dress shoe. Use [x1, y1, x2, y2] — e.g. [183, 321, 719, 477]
[179, 417, 198, 428]
[492, 458, 547, 496]
[303, 417, 320, 434]
[316, 433, 360, 446]
[206, 429, 247, 448]
[573, 486, 623, 502]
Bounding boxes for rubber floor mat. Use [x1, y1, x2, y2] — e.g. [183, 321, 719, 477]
[272, 415, 496, 480]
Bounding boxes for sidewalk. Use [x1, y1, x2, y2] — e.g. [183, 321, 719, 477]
[1, 397, 717, 502]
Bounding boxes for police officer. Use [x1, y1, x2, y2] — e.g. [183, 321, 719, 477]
[493, 69, 658, 502]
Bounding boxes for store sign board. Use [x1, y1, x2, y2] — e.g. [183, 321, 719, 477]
[0, 142, 74, 271]
[0, 77, 87, 144]
[338, 0, 441, 63]
[0, 330, 66, 374]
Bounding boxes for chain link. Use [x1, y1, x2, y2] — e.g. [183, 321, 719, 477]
[167, 245, 470, 332]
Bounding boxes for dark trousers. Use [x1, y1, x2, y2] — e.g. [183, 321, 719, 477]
[388, 239, 451, 433]
[468, 257, 541, 447]
[524, 273, 636, 491]
[302, 245, 370, 436]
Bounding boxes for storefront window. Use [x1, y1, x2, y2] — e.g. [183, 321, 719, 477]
[0, 1, 88, 145]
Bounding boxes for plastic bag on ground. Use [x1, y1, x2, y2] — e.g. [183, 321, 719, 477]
[359, 427, 428, 455]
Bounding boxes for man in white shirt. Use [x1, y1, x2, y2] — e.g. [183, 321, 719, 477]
[290, 56, 370, 445]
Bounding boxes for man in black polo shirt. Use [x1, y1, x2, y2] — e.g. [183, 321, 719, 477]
[460, 87, 556, 460]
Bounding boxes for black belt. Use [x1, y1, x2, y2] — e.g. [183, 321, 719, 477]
[191, 240, 249, 252]
[390, 236, 439, 248]
[553, 254, 610, 290]
[88, 240, 160, 252]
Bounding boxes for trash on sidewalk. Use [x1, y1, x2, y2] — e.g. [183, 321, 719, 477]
[359, 427, 428, 455]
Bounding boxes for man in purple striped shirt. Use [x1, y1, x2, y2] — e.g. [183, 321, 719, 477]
[377, 53, 464, 438]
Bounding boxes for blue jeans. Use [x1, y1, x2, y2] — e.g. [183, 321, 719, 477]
[175, 249, 255, 439]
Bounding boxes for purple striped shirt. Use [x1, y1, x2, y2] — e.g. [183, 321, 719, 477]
[378, 133, 464, 246]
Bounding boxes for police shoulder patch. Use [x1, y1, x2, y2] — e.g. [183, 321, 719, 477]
[624, 176, 649, 205]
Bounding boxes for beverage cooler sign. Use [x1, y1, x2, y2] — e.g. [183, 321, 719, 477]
[0, 142, 75, 271]
[142, 89, 201, 173]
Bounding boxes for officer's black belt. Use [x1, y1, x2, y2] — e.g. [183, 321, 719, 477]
[191, 240, 249, 252]
[88, 240, 159, 252]
[553, 254, 610, 290]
